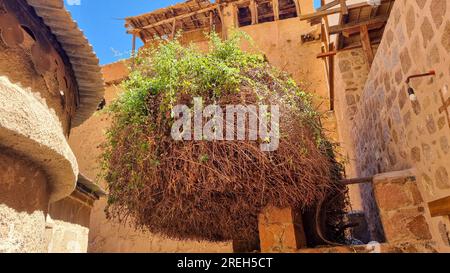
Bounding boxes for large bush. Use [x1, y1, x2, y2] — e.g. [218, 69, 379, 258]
[101, 32, 344, 242]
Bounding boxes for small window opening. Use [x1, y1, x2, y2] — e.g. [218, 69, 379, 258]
[237, 6, 252, 27]
[279, 0, 298, 20]
[257, 1, 275, 24]
[20, 25, 36, 41]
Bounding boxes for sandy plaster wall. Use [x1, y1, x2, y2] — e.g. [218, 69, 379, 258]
[0, 76, 78, 201]
[0, 151, 49, 253]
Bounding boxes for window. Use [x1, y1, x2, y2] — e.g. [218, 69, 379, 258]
[257, 1, 275, 23]
[279, 0, 298, 20]
[237, 5, 252, 27]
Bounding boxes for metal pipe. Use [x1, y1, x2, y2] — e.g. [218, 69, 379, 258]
[406, 70, 436, 84]
[340, 176, 374, 185]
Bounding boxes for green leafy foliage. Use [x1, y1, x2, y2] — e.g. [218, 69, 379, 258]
[100, 31, 347, 243]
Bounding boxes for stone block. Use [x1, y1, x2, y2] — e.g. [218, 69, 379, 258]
[258, 207, 306, 253]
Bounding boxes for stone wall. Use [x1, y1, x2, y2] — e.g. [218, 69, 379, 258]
[0, 150, 49, 253]
[334, 48, 376, 211]
[258, 207, 306, 253]
[372, 169, 437, 252]
[334, 0, 450, 251]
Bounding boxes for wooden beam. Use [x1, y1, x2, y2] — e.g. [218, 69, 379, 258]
[329, 43, 335, 111]
[317, 50, 337, 59]
[429, 196, 450, 217]
[338, 37, 382, 51]
[370, 3, 380, 17]
[273, 0, 279, 21]
[132, 5, 218, 31]
[339, 0, 348, 15]
[340, 176, 374, 185]
[360, 24, 374, 66]
[299, 6, 341, 21]
[209, 10, 214, 32]
[131, 33, 136, 56]
[171, 18, 177, 39]
[343, 22, 384, 37]
[329, 16, 389, 35]
[250, 0, 258, 25]
[300, 0, 392, 21]
[294, 0, 301, 16]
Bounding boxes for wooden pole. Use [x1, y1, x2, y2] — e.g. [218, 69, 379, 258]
[131, 33, 136, 56]
[360, 24, 374, 66]
[339, 0, 349, 15]
[250, 0, 258, 25]
[340, 176, 374, 185]
[171, 18, 177, 39]
[428, 196, 450, 217]
[294, 0, 301, 16]
[131, 33, 137, 68]
[273, 0, 279, 21]
[209, 10, 214, 32]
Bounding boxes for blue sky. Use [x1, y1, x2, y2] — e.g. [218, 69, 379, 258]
[65, 0, 321, 65]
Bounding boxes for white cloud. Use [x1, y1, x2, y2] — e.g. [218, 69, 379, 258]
[66, 0, 81, 6]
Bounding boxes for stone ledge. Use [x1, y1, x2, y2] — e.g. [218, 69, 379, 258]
[296, 241, 438, 253]
[0, 76, 78, 202]
[373, 168, 416, 183]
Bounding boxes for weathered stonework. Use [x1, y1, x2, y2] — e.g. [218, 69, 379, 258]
[372, 170, 434, 247]
[0, 0, 104, 253]
[258, 207, 306, 253]
[334, 0, 450, 252]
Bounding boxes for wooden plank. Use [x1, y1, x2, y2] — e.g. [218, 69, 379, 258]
[360, 24, 374, 66]
[429, 196, 450, 217]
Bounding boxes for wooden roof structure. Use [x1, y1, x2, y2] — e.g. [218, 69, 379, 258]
[26, 0, 105, 128]
[125, 0, 221, 42]
[125, 0, 301, 43]
[300, 0, 395, 110]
